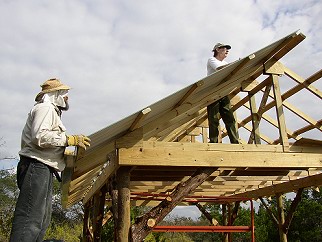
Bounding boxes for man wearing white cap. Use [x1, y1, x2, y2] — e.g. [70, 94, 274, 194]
[207, 43, 239, 144]
[10, 78, 91, 242]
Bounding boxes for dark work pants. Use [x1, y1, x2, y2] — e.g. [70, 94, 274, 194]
[10, 156, 53, 242]
[207, 96, 239, 144]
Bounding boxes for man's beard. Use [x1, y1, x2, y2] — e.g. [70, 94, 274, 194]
[58, 100, 69, 111]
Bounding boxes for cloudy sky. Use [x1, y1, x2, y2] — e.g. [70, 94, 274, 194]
[1, 0, 321, 171]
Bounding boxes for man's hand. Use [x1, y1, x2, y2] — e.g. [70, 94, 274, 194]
[66, 135, 91, 150]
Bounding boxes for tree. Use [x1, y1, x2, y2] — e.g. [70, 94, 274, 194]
[287, 188, 322, 242]
[0, 169, 18, 241]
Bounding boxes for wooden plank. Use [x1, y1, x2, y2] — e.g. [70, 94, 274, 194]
[272, 31, 306, 61]
[173, 80, 204, 108]
[271, 74, 289, 151]
[83, 151, 119, 204]
[220, 54, 256, 84]
[229, 173, 322, 199]
[61, 154, 76, 208]
[158, 109, 207, 142]
[74, 141, 115, 178]
[248, 94, 261, 144]
[92, 186, 107, 242]
[241, 102, 301, 142]
[264, 60, 285, 75]
[118, 141, 322, 168]
[284, 67, 322, 99]
[129, 108, 152, 131]
[292, 119, 322, 137]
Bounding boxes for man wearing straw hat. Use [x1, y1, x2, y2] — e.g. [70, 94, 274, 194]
[207, 43, 239, 144]
[10, 78, 91, 242]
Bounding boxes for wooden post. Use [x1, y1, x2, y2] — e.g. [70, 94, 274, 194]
[228, 203, 232, 242]
[109, 177, 119, 242]
[82, 201, 92, 242]
[230, 201, 240, 225]
[222, 204, 228, 242]
[116, 167, 131, 242]
[276, 193, 287, 242]
[92, 186, 107, 242]
[271, 74, 289, 151]
[248, 94, 261, 144]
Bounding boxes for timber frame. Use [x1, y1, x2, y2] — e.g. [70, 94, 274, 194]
[62, 31, 322, 242]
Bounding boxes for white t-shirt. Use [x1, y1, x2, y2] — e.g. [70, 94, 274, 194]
[207, 57, 228, 76]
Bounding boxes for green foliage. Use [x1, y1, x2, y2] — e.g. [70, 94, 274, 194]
[0, 169, 18, 240]
[101, 219, 115, 242]
[44, 222, 83, 242]
[287, 189, 322, 242]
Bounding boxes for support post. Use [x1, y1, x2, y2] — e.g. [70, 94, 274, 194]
[248, 94, 261, 144]
[271, 74, 289, 151]
[276, 193, 287, 242]
[230, 201, 240, 225]
[82, 201, 92, 242]
[116, 167, 131, 242]
[92, 186, 107, 242]
[227, 203, 232, 242]
[110, 176, 119, 242]
[222, 204, 228, 242]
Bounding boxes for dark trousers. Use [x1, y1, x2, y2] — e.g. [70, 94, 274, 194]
[10, 156, 53, 242]
[207, 96, 239, 144]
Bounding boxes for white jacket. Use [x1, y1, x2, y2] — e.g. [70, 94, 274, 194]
[19, 102, 67, 171]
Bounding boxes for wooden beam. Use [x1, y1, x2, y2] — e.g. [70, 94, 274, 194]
[273, 31, 306, 61]
[173, 80, 204, 108]
[92, 186, 107, 242]
[283, 188, 303, 232]
[220, 54, 255, 84]
[195, 203, 219, 225]
[129, 108, 152, 132]
[118, 141, 322, 168]
[74, 141, 115, 178]
[61, 154, 76, 208]
[229, 173, 322, 199]
[284, 67, 322, 99]
[82, 201, 92, 242]
[248, 94, 261, 144]
[83, 151, 118, 204]
[271, 74, 289, 151]
[248, 84, 272, 144]
[264, 60, 285, 75]
[292, 119, 322, 137]
[259, 197, 279, 226]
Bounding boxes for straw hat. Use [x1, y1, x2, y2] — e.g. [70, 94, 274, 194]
[35, 78, 70, 101]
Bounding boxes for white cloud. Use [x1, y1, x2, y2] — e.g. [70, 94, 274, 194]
[0, 0, 321, 162]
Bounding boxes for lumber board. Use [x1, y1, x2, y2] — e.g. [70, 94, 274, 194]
[118, 141, 322, 168]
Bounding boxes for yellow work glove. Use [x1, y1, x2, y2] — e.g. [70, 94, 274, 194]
[66, 135, 91, 150]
